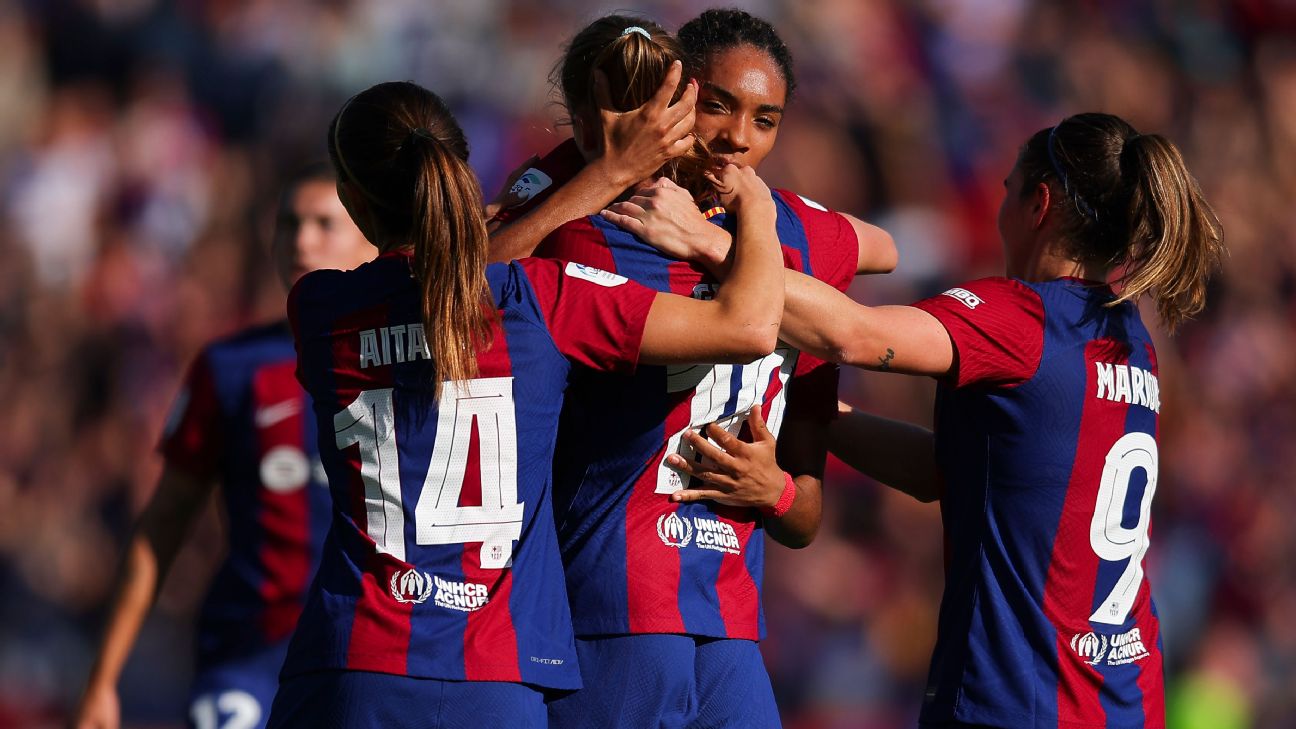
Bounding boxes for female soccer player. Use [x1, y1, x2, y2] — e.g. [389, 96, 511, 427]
[518, 16, 872, 729]
[655, 113, 1224, 728]
[73, 166, 375, 729]
[264, 80, 783, 728]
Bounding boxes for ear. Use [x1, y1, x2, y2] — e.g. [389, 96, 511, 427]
[570, 114, 601, 162]
[335, 180, 379, 246]
[1031, 181, 1051, 230]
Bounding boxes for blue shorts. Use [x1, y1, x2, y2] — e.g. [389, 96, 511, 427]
[187, 643, 288, 729]
[546, 634, 780, 729]
[266, 670, 546, 729]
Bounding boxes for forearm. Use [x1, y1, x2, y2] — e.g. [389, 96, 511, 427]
[829, 409, 940, 502]
[488, 160, 630, 262]
[86, 467, 210, 689]
[83, 535, 161, 691]
[764, 474, 821, 548]
[711, 204, 782, 344]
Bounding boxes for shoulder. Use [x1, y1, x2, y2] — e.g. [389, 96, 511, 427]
[918, 277, 1042, 312]
[912, 277, 1046, 389]
[773, 188, 833, 215]
[289, 255, 409, 335]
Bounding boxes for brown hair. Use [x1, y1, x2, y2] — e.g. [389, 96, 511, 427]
[1018, 113, 1224, 331]
[556, 14, 713, 199]
[327, 81, 494, 392]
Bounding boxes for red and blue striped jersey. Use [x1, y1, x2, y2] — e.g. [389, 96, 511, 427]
[280, 252, 655, 689]
[159, 321, 331, 667]
[535, 192, 858, 641]
[911, 277, 1165, 728]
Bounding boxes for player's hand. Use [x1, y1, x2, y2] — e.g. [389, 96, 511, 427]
[594, 60, 697, 186]
[665, 406, 786, 511]
[72, 683, 121, 729]
[484, 153, 540, 220]
[600, 178, 732, 264]
[706, 163, 771, 215]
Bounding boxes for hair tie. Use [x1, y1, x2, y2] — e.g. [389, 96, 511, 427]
[409, 127, 436, 144]
[621, 26, 652, 40]
[1047, 123, 1100, 224]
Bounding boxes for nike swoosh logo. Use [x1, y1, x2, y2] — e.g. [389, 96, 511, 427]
[255, 399, 300, 428]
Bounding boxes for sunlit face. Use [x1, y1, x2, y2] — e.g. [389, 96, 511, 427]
[272, 179, 375, 288]
[692, 45, 787, 171]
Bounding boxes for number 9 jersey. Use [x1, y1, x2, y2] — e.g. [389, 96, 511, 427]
[282, 252, 656, 690]
[911, 277, 1165, 729]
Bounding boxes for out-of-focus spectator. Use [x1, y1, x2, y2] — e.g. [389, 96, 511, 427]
[0, 2, 1286, 727]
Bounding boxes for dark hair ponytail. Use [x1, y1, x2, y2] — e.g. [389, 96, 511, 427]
[1019, 113, 1223, 331]
[328, 81, 494, 393]
[555, 14, 713, 199]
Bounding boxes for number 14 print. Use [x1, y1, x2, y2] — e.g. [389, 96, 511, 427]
[334, 378, 523, 569]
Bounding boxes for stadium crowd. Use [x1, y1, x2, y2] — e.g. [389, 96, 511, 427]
[0, 0, 1291, 727]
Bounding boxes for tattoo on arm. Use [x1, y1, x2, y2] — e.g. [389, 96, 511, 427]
[878, 347, 895, 371]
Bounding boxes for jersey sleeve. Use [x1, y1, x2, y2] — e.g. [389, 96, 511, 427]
[490, 139, 586, 225]
[533, 217, 620, 271]
[157, 351, 224, 477]
[910, 277, 1045, 389]
[776, 189, 859, 292]
[516, 257, 657, 374]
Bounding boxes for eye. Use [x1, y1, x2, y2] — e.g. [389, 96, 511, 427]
[701, 100, 727, 113]
[755, 116, 778, 130]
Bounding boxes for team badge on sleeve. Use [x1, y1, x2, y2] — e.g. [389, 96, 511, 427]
[942, 287, 984, 309]
[509, 169, 553, 202]
[564, 262, 629, 287]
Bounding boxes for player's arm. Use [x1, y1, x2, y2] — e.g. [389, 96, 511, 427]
[488, 62, 698, 262]
[830, 401, 940, 502]
[841, 213, 897, 275]
[637, 165, 782, 365]
[605, 183, 950, 373]
[74, 465, 216, 729]
[603, 184, 896, 277]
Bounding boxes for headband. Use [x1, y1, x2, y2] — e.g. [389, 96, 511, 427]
[1047, 124, 1099, 223]
[622, 26, 652, 40]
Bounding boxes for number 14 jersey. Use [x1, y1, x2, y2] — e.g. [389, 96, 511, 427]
[282, 252, 656, 690]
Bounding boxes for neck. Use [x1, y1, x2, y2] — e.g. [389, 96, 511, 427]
[1012, 236, 1108, 284]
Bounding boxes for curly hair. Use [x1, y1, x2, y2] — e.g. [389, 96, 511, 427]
[678, 8, 796, 101]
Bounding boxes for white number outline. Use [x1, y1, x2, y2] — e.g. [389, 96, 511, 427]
[1088, 431, 1158, 625]
[333, 378, 523, 568]
[189, 690, 261, 729]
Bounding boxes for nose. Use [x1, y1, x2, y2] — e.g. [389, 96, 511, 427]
[722, 116, 750, 153]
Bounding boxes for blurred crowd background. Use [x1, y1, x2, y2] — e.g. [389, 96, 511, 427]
[0, 0, 1291, 727]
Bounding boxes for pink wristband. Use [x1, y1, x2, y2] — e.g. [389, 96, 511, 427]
[761, 472, 797, 518]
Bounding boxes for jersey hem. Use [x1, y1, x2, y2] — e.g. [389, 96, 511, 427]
[571, 617, 763, 642]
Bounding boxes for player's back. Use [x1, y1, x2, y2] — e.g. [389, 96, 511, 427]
[536, 190, 857, 641]
[282, 250, 653, 689]
[162, 321, 332, 665]
[921, 277, 1163, 729]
